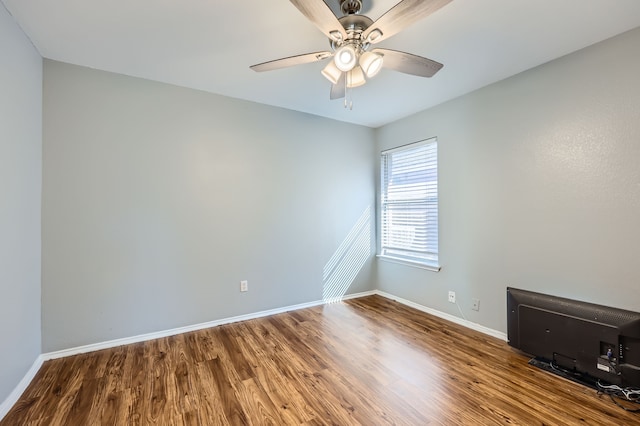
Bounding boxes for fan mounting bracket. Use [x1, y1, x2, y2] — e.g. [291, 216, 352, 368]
[340, 0, 363, 15]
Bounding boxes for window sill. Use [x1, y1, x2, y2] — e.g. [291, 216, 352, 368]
[376, 255, 441, 272]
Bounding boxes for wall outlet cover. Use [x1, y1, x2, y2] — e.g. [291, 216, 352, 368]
[472, 298, 480, 311]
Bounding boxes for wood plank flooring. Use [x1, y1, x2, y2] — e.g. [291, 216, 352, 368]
[2, 295, 638, 425]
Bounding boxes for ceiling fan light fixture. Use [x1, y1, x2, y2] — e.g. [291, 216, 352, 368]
[249, 0, 453, 105]
[359, 51, 384, 78]
[334, 44, 357, 72]
[321, 60, 342, 84]
[346, 66, 366, 88]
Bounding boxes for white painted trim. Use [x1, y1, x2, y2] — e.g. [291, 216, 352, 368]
[42, 290, 376, 361]
[2, 293, 372, 419]
[376, 255, 441, 272]
[374, 290, 507, 341]
[1, 288, 505, 421]
[0, 355, 44, 421]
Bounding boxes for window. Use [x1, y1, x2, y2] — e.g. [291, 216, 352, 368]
[379, 138, 439, 270]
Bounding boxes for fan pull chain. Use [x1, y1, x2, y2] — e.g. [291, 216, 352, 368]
[344, 71, 353, 110]
[344, 71, 348, 109]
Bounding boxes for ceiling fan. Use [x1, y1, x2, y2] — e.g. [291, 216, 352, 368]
[250, 0, 452, 106]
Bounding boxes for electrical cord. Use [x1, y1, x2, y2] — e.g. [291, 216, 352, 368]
[596, 381, 640, 413]
[545, 359, 640, 413]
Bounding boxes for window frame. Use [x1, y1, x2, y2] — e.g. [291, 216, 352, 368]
[378, 137, 440, 272]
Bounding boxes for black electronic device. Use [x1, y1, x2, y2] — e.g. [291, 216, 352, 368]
[507, 287, 640, 388]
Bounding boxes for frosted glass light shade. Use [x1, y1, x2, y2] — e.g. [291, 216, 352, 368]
[360, 51, 384, 78]
[346, 66, 366, 88]
[334, 45, 357, 72]
[321, 60, 342, 84]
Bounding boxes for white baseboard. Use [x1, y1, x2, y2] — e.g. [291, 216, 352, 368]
[0, 290, 375, 421]
[41, 289, 504, 362]
[42, 290, 377, 361]
[1, 288, 504, 421]
[374, 290, 507, 341]
[0, 354, 44, 421]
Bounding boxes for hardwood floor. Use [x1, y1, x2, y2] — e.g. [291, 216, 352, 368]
[2, 295, 638, 425]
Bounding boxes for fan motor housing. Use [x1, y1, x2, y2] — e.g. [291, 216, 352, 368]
[335, 14, 373, 47]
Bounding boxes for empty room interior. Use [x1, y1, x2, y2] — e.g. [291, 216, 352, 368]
[2, 0, 640, 424]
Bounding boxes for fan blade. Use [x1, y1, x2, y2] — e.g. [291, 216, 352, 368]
[250, 51, 332, 72]
[362, 0, 452, 44]
[373, 48, 443, 77]
[289, 0, 347, 42]
[330, 73, 346, 100]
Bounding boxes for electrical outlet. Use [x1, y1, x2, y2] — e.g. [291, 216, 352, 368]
[472, 298, 480, 311]
[240, 280, 248, 292]
[448, 291, 456, 303]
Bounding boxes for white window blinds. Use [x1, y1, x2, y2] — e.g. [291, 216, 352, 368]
[380, 138, 438, 268]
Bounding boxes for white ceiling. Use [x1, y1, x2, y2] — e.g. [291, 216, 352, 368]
[4, 0, 640, 128]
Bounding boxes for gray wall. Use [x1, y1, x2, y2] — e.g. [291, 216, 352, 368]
[0, 5, 42, 402]
[7, 6, 638, 370]
[375, 27, 640, 333]
[42, 60, 376, 352]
